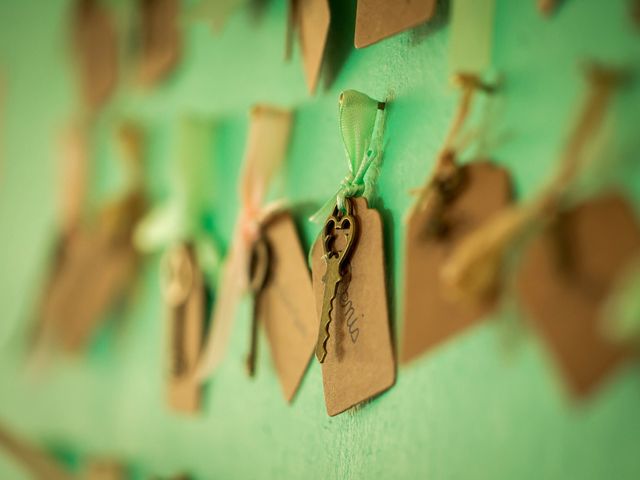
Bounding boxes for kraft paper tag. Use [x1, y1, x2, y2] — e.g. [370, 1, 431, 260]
[163, 244, 205, 413]
[295, 0, 330, 93]
[0, 423, 73, 480]
[258, 212, 317, 402]
[72, 0, 118, 110]
[39, 191, 146, 351]
[311, 197, 395, 416]
[517, 193, 640, 397]
[138, 0, 181, 86]
[401, 161, 512, 364]
[449, 0, 496, 75]
[354, 0, 436, 48]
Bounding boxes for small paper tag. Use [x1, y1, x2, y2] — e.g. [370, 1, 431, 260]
[73, 0, 118, 109]
[311, 197, 395, 416]
[258, 212, 317, 402]
[401, 161, 512, 363]
[517, 193, 640, 397]
[138, 0, 181, 85]
[163, 244, 205, 413]
[297, 0, 330, 93]
[449, 0, 496, 75]
[38, 192, 145, 351]
[354, 0, 436, 48]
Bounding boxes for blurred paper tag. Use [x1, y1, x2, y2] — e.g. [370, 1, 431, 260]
[448, 0, 496, 75]
[259, 212, 316, 402]
[0, 423, 73, 480]
[297, 0, 330, 93]
[39, 191, 145, 351]
[73, 0, 118, 110]
[311, 197, 395, 416]
[401, 161, 512, 364]
[138, 0, 181, 86]
[517, 194, 640, 397]
[354, 0, 437, 48]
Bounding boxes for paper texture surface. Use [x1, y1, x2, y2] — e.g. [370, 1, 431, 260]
[402, 162, 512, 363]
[311, 197, 395, 416]
[259, 213, 317, 402]
[355, 0, 436, 48]
[517, 193, 640, 397]
[297, 0, 330, 93]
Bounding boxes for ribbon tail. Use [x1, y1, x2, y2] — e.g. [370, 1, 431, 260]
[309, 187, 341, 224]
[194, 243, 246, 382]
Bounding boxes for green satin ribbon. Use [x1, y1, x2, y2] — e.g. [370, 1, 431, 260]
[134, 118, 220, 287]
[309, 90, 387, 223]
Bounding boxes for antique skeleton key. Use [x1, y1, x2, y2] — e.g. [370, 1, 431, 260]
[246, 235, 271, 376]
[315, 198, 358, 363]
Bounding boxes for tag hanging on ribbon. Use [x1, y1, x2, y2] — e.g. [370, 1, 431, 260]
[310, 90, 395, 415]
[35, 123, 147, 353]
[401, 74, 512, 364]
[441, 65, 627, 306]
[311, 197, 395, 416]
[402, 158, 512, 364]
[134, 118, 219, 412]
[517, 193, 640, 397]
[195, 105, 293, 383]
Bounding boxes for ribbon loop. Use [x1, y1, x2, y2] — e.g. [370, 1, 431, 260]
[311, 90, 387, 222]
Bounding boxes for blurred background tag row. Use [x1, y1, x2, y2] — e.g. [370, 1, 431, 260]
[1, 0, 640, 479]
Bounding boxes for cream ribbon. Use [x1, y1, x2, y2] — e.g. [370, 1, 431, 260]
[195, 105, 292, 382]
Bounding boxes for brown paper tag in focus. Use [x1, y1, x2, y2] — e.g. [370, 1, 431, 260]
[311, 197, 395, 416]
[517, 193, 640, 397]
[163, 244, 205, 413]
[258, 212, 317, 402]
[401, 161, 512, 364]
[296, 0, 330, 93]
[354, 0, 436, 48]
[73, 0, 118, 111]
[138, 0, 181, 86]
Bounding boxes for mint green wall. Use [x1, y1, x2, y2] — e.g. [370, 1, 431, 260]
[1, 0, 640, 478]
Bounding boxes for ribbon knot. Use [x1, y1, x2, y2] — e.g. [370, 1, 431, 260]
[311, 90, 387, 222]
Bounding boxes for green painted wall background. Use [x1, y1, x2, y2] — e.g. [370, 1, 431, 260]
[1, 0, 640, 478]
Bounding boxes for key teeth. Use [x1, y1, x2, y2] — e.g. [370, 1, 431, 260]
[316, 289, 337, 363]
